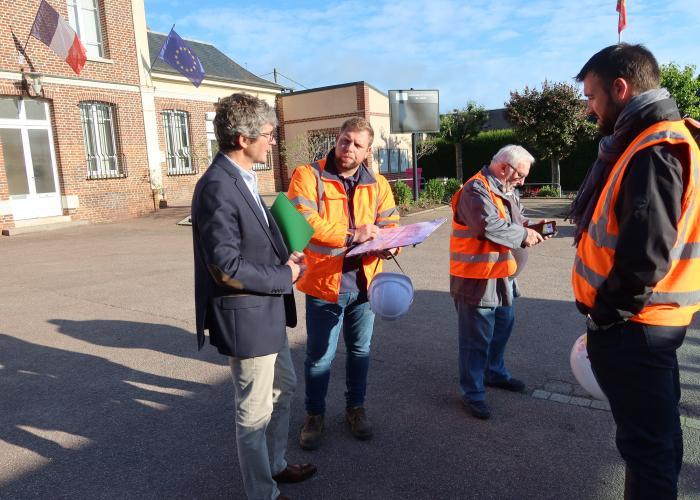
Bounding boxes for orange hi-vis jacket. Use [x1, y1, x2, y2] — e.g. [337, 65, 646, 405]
[449, 171, 517, 279]
[287, 158, 400, 303]
[573, 118, 700, 327]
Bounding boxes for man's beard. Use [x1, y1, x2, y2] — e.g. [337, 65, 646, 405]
[598, 96, 625, 136]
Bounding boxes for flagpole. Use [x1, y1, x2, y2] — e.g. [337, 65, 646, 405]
[147, 24, 175, 79]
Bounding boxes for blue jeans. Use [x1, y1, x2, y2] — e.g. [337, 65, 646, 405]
[304, 292, 375, 415]
[455, 300, 515, 402]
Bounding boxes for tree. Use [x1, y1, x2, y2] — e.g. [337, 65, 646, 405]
[660, 63, 700, 120]
[280, 131, 334, 169]
[506, 80, 595, 195]
[415, 135, 438, 161]
[439, 102, 488, 180]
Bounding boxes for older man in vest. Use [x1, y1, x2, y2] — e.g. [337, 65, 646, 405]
[570, 44, 700, 499]
[450, 145, 545, 420]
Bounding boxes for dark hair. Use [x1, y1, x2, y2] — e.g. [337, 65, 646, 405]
[339, 117, 374, 145]
[575, 43, 660, 92]
[214, 93, 278, 152]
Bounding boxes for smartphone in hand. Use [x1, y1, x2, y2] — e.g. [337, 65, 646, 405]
[530, 220, 557, 237]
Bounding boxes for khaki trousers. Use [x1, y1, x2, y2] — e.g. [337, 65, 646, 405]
[229, 340, 296, 500]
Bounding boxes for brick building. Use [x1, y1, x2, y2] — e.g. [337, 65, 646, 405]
[276, 81, 413, 190]
[0, 0, 281, 235]
[145, 31, 283, 207]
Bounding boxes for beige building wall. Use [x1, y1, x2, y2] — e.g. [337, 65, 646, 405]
[368, 86, 389, 114]
[279, 82, 413, 182]
[151, 75, 279, 105]
[367, 87, 411, 174]
[282, 86, 357, 120]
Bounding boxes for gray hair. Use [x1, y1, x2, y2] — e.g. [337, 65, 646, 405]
[490, 144, 535, 169]
[214, 93, 278, 152]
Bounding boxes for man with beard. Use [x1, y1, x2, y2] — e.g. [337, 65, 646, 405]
[570, 44, 700, 499]
[287, 117, 400, 450]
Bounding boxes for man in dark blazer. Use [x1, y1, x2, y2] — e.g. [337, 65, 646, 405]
[191, 94, 315, 500]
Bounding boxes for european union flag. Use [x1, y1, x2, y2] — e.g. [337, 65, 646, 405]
[158, 28, 205, 87]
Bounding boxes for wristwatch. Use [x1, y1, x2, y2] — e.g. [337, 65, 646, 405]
[586, 314, 614, 332]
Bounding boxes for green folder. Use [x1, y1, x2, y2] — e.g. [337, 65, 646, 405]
[270, 193, 315, 253]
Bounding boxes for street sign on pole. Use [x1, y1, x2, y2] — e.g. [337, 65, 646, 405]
[388, 90, 440, 201]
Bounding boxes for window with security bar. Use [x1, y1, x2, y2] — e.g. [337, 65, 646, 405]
[162, 110, 196, 175]
[252, 150, 274, 171]
[79, 102, 125, 179]
[67, 0, 104, 58]
[377, 148, 409, 174]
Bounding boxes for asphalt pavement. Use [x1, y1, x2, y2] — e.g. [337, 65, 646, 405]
[0, 199, 698, 499]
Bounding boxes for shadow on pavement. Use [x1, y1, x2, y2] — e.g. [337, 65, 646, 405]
[0, 330, 243, 498]
[47, 318, 223, 364]
[1, 293, 698, 499]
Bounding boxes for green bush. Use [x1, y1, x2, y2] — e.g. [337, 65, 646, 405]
[423, 178, 446, 203]
[415, 193, 433, 208]
[443, 178, 463, 202]
[391, 181, 412, 206]
[537, 185, 561, 197]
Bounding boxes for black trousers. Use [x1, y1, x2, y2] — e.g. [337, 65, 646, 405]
[587, 321, 686, 500]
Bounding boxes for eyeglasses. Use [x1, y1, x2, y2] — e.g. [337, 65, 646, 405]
[257, 130, 277, 143]
[506, 163, 527, 181]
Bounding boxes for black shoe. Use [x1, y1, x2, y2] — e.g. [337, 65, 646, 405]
[485, 377, 526, 393]
[464, 400, 491, 420]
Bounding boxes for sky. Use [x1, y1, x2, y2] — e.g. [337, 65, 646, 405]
[144, 0, 700, 112]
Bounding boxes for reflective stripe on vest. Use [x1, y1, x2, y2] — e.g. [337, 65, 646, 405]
[310, 161, 325, 217]
[306, 242, 347, 257]
[449, 171, 516, 279]
[295, 159, 398, 303]
[572, 118, 700, 326]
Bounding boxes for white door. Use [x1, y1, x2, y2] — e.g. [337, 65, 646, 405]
[0, 97, 62, 220]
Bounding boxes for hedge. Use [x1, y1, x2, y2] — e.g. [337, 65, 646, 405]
[420, 130, 598, 191]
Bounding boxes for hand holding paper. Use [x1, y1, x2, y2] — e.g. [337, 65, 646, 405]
[346, 218, 447, 257]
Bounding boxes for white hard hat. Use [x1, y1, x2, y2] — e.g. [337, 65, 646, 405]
[368, 272, 414, 321]
[569, 333, 607, 401]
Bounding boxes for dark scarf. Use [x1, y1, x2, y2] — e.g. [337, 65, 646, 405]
[568, 89, 671, 245]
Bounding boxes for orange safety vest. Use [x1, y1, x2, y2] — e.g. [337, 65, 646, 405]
[449, 171, 517, 279]
[572, 118, 700, 327]
[286, 158, 400, 303]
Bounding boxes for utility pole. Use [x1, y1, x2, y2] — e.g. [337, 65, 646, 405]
[273, 68, 278, 83]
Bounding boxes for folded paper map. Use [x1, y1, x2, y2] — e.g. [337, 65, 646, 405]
[346, 218, 447, 256]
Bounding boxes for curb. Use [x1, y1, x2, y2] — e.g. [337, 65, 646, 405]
[400, 204, 451, 218]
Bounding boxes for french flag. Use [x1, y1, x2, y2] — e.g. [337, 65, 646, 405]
[30, 0, 87, 75]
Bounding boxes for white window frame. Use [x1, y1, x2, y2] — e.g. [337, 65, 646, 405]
[67, 0, 104, 58]
[162, 110, 195, 175]
[79, 101, 123, 179]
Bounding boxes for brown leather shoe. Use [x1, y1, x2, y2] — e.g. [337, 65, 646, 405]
[277, 496, 290, 500]
[272, 463, 317, 484]
[346, 406, 373, 440]
[299, 414, 324, 450]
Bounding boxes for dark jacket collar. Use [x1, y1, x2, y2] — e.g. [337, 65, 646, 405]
[211, 152, 287, 260]
[320, 150, 377, 186]
[626, 98, 682, 142]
